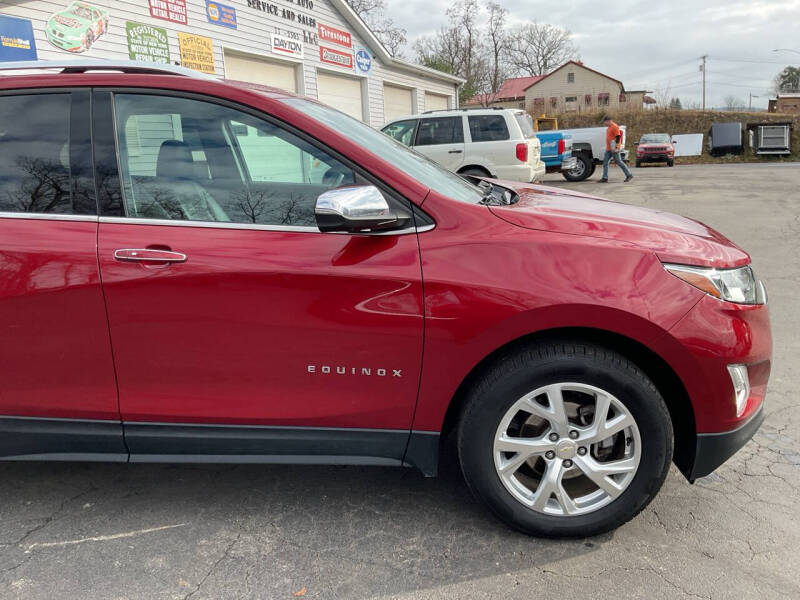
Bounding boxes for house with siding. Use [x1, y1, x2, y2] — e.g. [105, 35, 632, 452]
[0, 0, 462, 128]
[469, 61, 650, 113]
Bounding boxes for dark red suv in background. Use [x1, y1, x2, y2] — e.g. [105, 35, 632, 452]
[0, 61, 771, 537]
[635, 133, 676, 167]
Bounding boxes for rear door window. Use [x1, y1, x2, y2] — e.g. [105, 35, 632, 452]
[513, 113, 536, 139]
[415, 117, 464, 146]
[468, 115, 510, 142]
[0, 93, 92, 215]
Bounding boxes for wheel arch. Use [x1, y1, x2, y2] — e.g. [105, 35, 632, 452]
[439, 326, 697, 479]
[457, 164, 493, 177]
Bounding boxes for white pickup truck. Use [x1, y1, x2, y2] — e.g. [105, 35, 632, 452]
[553, 125, 629, 182]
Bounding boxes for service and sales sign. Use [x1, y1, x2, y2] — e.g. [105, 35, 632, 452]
[272, 34, 303, 58]
[319, 45, 353, 70]
[318, 23, 351, 48]
[126, 22, 170, 64]
[206, 1, 237, 29]
[149, 0, 188, 25]
[178, 32, 215, 73]
[0, 14, 37, 62]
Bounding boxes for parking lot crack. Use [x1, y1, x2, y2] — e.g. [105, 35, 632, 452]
[183, 531, 242, 600]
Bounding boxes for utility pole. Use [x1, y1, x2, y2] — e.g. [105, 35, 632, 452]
[700, 55, 707, 110]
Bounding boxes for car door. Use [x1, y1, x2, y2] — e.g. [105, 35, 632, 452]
[0, 89, 124, 458]
[411, 116, 466, 170]
[94, 91, 424, 459]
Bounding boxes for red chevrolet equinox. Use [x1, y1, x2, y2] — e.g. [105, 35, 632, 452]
[0, 62, 771, 537]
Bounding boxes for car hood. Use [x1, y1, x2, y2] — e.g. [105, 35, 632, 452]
[638, 143, 672, 149]
[50, 13, 89, 29]
[488, 182, 749, 268]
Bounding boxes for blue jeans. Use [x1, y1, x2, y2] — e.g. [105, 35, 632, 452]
[602, 149, 632, 179]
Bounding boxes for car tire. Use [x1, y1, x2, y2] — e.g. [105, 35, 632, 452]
[457, 340, 673, 538]
[562, 154, 592, 182]
[459, 167, 492, 178]
[635, 160, 642, 168]
[667, 160, 675, 167]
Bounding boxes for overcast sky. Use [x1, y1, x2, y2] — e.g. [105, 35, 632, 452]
[386, 0, 800, 109]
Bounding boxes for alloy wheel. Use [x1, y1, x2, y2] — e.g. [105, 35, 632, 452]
[493, 382, 641, 516]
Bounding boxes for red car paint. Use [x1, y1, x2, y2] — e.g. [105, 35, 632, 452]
[0, 73, 771, 458]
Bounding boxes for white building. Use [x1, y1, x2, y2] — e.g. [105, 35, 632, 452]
[0, 0, 462, 127]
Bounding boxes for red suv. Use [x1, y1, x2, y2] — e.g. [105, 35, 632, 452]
[0, 62, 771, 537]
[635, 133, 676, 167]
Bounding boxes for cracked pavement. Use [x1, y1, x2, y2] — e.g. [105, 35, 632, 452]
[0, 163, 798, 599]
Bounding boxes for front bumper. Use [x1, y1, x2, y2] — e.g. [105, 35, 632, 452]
[638, 154, 673, 162]
[689, 405, 764, 480]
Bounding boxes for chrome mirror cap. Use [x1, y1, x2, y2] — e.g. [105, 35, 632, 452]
[315, 185, 410, 233]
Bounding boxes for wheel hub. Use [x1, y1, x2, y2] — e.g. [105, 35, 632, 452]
[556, 439, 577, 460]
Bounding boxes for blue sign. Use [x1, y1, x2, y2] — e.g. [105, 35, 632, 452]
[205, 1, 237, 29]
[0, 14, 38, 62]
[355, 46, 371, 74]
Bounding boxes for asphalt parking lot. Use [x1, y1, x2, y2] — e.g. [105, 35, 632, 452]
[1, 163, 798, 600]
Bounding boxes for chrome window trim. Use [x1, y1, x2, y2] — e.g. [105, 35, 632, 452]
[0, 212, 98, 223]
[98, 216, 432, 235]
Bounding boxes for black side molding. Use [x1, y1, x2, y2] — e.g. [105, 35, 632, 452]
[0, 417, 127, 462]
[689, 406, 765, 481]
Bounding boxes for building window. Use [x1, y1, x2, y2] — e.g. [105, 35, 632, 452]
[619, 94, 627, 103]
[533, 97, 545, 106]
[550, 97, 558, 108]
[598, 93, 610, 106]
[567, 72, 575, 83]
[585, 94, 592, 105]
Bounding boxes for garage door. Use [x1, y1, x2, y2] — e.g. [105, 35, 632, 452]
[224, 52, 298, 92]
[384, 84, 413, 121]
[317, 71, 364, 121]
[425, 92, 450, 112]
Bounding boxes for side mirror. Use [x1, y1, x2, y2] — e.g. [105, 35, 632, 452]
[633, 142, 639, 146]
[315, 185, 411, 234]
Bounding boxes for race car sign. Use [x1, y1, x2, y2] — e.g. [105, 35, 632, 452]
[149, 0, 187, 25]
[319, 46, 353, 70]
[0, 15, 37, 62]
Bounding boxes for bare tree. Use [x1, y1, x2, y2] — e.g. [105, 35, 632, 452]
[652, 82, 673, 108]
[506, 22, 577, 76]
[414, 0, 490, 103]
[723, 95, 745, 111]
[485, 3, 509, 99]
[346, 0, 406, 57]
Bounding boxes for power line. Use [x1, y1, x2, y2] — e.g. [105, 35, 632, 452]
[710, 56, 789, 66]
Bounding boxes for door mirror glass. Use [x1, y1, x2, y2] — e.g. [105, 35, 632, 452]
[315, 185, 410, 233]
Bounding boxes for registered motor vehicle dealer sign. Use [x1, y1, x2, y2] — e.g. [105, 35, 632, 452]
[126, 22, 170, 64]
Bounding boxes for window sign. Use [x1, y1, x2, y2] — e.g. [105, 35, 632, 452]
[0, 15, 37, 61]
[178, 33, 215, 74]
[149, 0, 188, 25]
[206, 1, 237, 29]
[126, 22, 170, 64]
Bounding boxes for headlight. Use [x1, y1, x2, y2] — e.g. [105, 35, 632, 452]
[664, 263, 767, 305]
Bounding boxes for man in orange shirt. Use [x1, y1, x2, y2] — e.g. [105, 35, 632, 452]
[599, 115, 633, 183]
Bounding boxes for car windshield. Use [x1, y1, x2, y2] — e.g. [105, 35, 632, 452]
[69, 5, 93, 19]
[640, 134, 670, 144]
[282, 98, 483, 204]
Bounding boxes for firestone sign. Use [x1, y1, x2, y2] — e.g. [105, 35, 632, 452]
[318, 23, 351, 48]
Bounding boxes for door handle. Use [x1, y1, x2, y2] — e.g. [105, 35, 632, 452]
[448, 150, 463, 154]
[114, 248, 187, 263]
